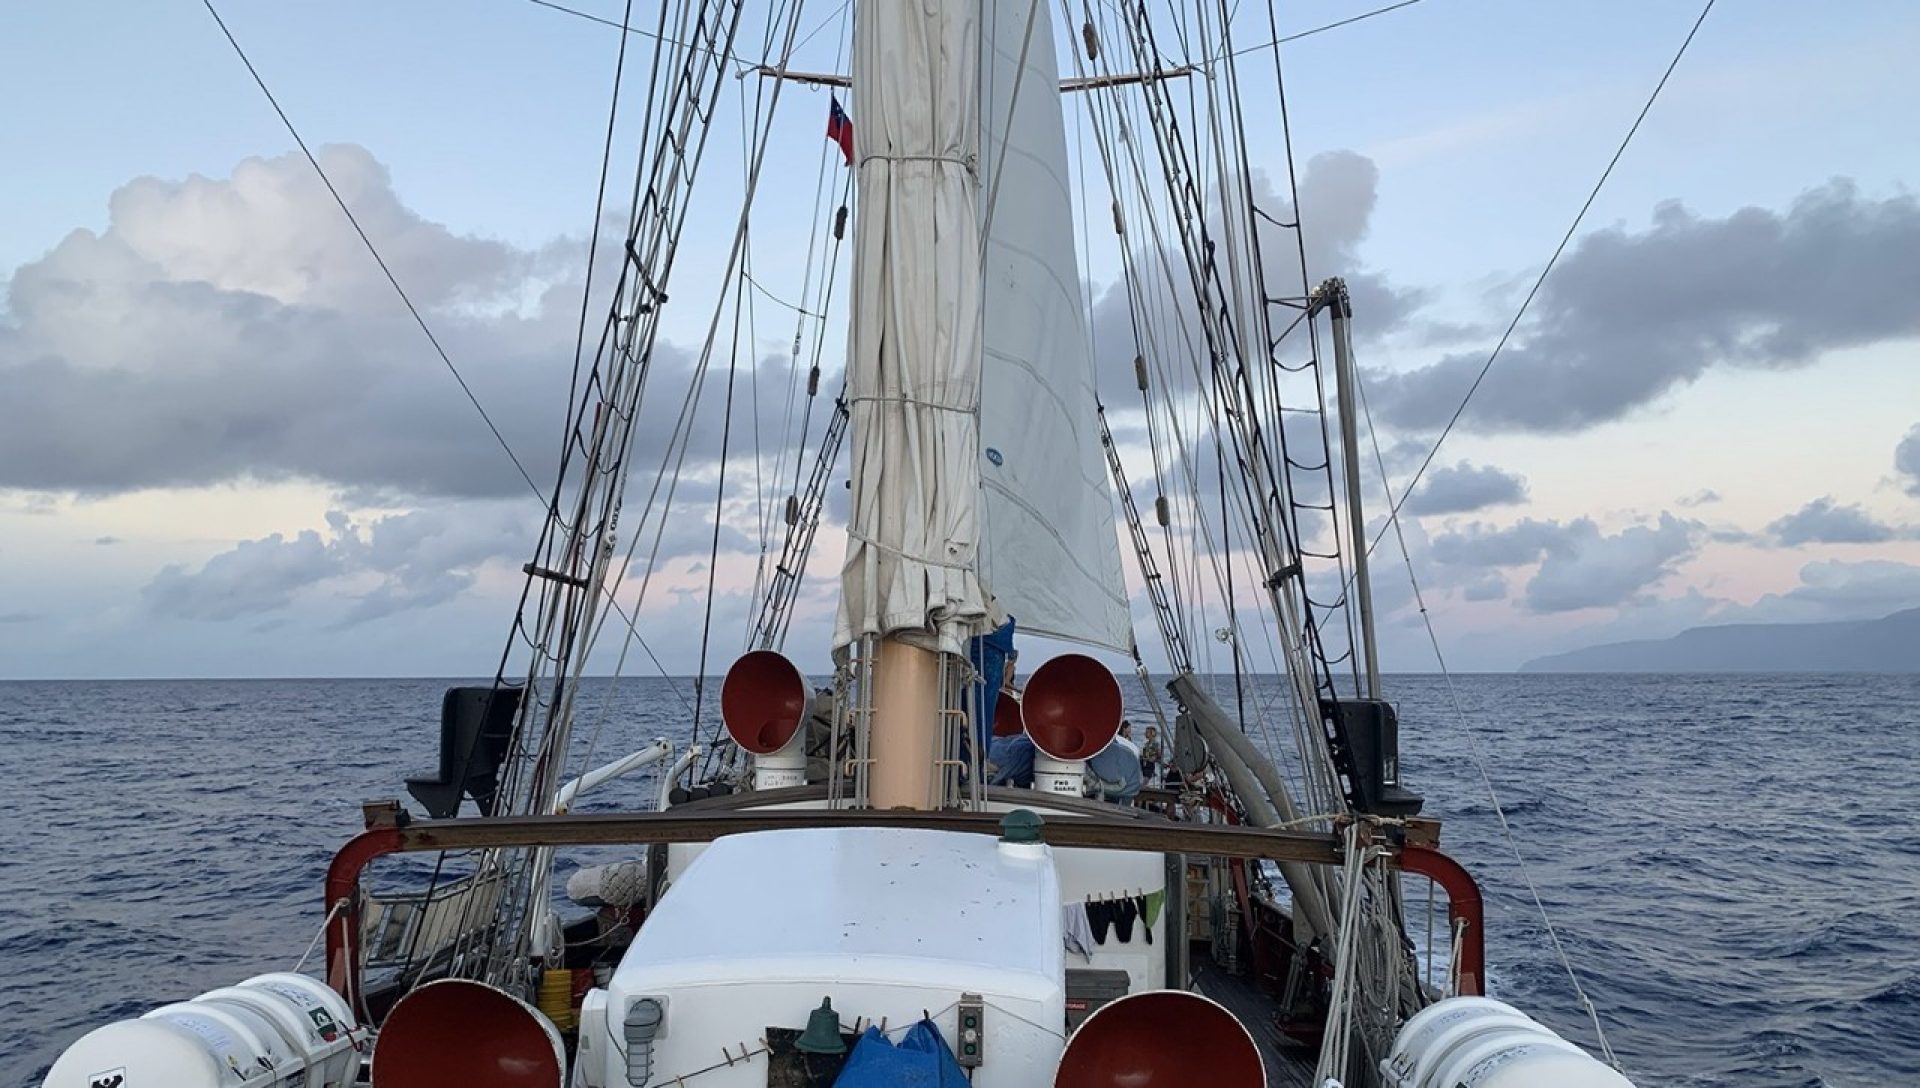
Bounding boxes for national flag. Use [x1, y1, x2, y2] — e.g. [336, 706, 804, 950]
[826, 95, 854, 166]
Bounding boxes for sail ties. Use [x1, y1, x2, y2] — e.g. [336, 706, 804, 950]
[839, 529, 978, 573]
[855, 151, 976, 172]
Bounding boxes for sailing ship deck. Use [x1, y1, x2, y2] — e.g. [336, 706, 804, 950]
[1191, 958, 1319, 1088]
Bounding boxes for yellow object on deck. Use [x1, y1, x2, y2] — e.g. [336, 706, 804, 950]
[538, 969, 576, 1032]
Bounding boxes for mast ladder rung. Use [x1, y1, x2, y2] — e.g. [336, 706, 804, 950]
[521, 563, 590, 590]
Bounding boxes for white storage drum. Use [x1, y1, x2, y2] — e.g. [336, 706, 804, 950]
[41, 973, 360, 1088]
[236, 972, 361, 1086]
[1381, 996, 1538, 1087]
[42, 1015, 270, 1088]
[146, 1001, 291, 1080]
[1381, 996, 1635, 1088]
[1443, 1037, 1636, 1088]
[198, 974, 360, 1088]
[43, 1000, 291, 1088]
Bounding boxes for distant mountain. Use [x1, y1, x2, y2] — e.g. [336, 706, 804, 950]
[1519, 607, 1920, 673]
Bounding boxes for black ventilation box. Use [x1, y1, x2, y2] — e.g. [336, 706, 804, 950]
[1065, 968, 1131, 1031]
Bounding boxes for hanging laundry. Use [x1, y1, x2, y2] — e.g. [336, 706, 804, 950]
[1135, 895, 1153, 945]
[1112, 897, 1138, 943]
[1141, 889, 1165, 928]
[1087, 900, 1115, 945]
[1062, 903, 1095, 960]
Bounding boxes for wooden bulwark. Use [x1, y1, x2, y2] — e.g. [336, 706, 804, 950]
[379, 807, 1346, 865]
[328, 803, 1482, 1006]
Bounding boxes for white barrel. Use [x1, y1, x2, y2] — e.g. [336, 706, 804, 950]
[236, 972, 361, 1088]
[41, 972, 359, 1088]
[1446, 1038, 1635, 1088]
[198, 980, 359, 1088]
[42, 1018, 249, 1088]
[1382, 996, 1633, 1088]
[144, 1001, 291, 1083]
[1383, 996, 1539, 1087]
[1032, 755, 1085, 797]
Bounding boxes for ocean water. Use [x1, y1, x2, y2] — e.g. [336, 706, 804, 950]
[3, 673, 1916, 1085]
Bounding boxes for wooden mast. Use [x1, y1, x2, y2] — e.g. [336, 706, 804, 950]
[845, 0, 979, 813]
[869, 639, 941, 809]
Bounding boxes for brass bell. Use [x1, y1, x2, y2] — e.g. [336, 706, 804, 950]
[795, 996, 847, 1055]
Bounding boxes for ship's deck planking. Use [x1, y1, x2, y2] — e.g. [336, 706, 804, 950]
[1191, 958, 1320, 1088]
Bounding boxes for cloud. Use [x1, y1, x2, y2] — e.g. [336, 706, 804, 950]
[1676, 489, 1721, 508]
[1767, 496, 1907, 546]
[144, 525, 346, 621]
[1524, 515, 1697, 613]
[1369, 180, 1920, 433]
[93, 535, 120, 546]
[1085, 151, 1418, 404]
[1428, 518, 1567, 567]
[0, 146, 816, 500]
[1759, 559, 1920, 618]
[0, 611, 40, 624]
[1429, 513, 1699, 613]
[1400, 461, 1527, 515]
[139, 493, 763, 627]
[143, 506, 534, 623]
[1460, 572, 1509, 602]
[1899, 425, 1920, 497]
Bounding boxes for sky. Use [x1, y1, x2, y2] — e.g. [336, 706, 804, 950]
[3, 0, 1918, 680]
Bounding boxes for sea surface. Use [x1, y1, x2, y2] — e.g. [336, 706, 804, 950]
[3, 673, 1916, 1086]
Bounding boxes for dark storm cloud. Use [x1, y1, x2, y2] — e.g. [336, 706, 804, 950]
[1369, 181, 1920, 433]
[1767, 497, 1910, 546]
[1430, 513, 1699, 613]
[1400, 461, 1527, 516]
[0, 146, 819, 500]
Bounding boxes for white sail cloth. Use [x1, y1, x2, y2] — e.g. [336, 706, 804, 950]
[975, 0, 1132, 652]
[834, 0, 990, 655]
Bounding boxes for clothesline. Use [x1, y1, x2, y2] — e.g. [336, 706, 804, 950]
[1062, 890, 1167, 959]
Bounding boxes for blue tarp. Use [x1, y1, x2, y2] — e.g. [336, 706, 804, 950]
[834, 1020, 969, 1088]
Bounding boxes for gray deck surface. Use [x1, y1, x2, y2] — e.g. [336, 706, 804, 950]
[1191, 957, 1318, 1088]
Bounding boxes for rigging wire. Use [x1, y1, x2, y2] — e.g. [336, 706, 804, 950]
[1319, 4, 1727, 1061]
[523, 0, 730, 61]
[1226, 0, 1427, 58]
[1362, 0, 1719, 564]
[200, 0, 686, 701]
[202, 0, 540, 499]
[1067, 1, 1322, 802]
[564, 0, 640, 451]
[1351, 361, 1624, 1068]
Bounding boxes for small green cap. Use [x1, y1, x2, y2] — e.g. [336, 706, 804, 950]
[999, 808, 1045, 844]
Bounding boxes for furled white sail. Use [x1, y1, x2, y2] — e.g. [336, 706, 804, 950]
[974, 2, 1133, 652]
[834, 0, 990, 655]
